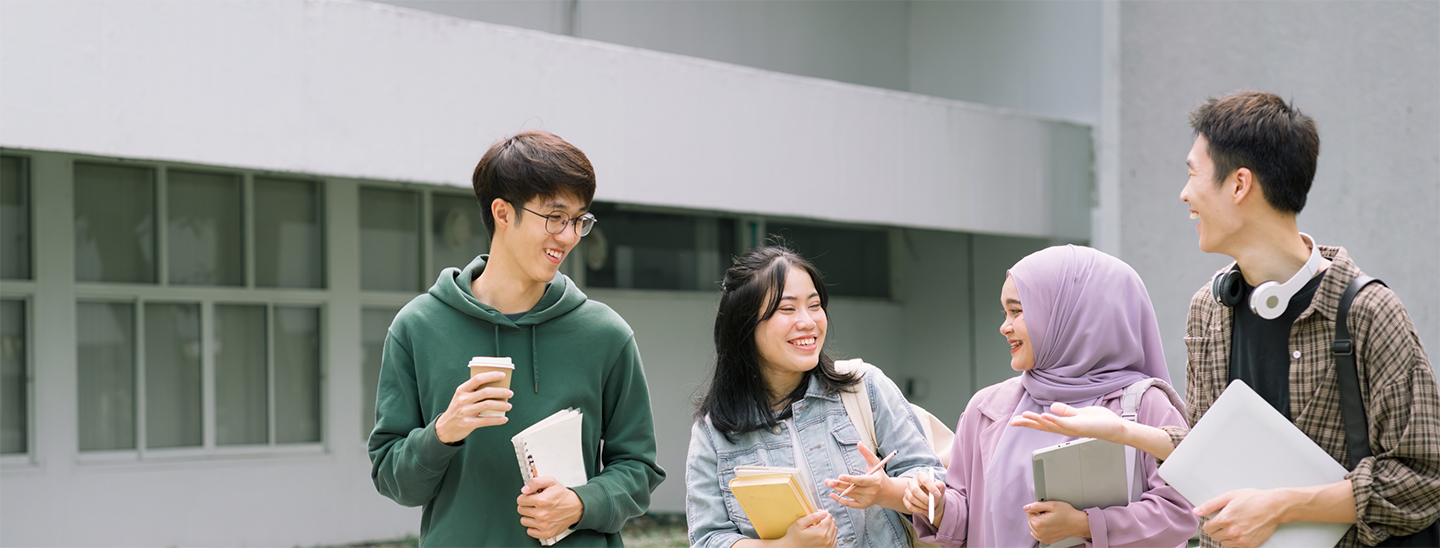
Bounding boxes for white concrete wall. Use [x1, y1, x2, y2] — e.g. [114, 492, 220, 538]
[0, 0, 1091, 241]
[381, 0, 913, 92]
[0, 0, 1101, 544]
[1116, 0, 1440, 387]
[908, 0, 1103, 126]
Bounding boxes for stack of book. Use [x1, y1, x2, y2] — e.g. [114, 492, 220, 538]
[729, 466, 817, 539]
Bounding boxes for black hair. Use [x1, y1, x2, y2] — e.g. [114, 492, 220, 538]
[1189, 91, 1319, 214]
[471, 130, 597, 237]
[695, 245, 859, 440]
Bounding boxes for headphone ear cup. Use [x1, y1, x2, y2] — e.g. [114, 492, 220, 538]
[1212, 270, 1246, 307]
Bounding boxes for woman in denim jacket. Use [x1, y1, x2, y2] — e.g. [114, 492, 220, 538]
[686, 246, 946, 548]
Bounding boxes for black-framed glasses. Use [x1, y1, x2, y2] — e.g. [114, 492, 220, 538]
[514, 204, 597, 236]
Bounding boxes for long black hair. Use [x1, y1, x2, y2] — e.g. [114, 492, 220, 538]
[696, 245, 860, 439]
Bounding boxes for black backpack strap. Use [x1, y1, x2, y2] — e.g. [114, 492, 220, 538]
[1333, 275, 1385, 470]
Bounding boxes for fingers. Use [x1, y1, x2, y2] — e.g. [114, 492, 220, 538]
[1049, 402, 1078, 416]
[1194, 491, 1236, 517]
[1023, 501, 1055, 514]
[457, 371, 508, 392]
[827, 492, 862, 509]
[857, 443, 880, 467]
[521, 476, 562, 496]
[795, 510, 828, 528]
[1008, 415, 1039, 428]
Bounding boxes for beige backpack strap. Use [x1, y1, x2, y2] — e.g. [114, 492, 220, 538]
[834, 359, 879, 454]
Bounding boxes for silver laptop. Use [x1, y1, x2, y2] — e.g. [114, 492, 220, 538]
[1157, 380, 1351, 547]
[1032, 437, 1130, 548]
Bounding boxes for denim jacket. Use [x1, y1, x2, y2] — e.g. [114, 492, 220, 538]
[686, 366, 946, 548]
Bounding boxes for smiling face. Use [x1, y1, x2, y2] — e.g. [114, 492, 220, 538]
[1181, 135, 1243, 255]
[493, 194, 586, 286]
[754, 265, 828, 384]
[999, 275, 1035, 372]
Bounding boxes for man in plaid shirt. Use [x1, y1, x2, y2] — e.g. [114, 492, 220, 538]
[1010, 91, 1439, 548]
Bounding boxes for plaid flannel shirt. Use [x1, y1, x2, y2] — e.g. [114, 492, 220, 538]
[1166, 245, 1440, 547]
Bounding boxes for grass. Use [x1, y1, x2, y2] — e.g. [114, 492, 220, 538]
[327, 513, 688, 548]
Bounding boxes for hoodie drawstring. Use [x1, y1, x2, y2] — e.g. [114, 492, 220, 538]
[531, 326, 539, 394]
[494, 322, 540, 394]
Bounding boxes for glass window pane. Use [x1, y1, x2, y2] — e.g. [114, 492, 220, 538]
[767, 223, 890, 298]
[583, 203, 733, 291]
[255, 177, 323, 288]
[431, 193, 488, 281]
[360, 187, 421, 292]
[77, 301, 136, 451]
[144, 303, 202, 449]
[361, 307, 400, 438]
[1, 156, 31, 280]
[2, 300, 27, 454]
[168, 170, 243, 286]
[215, 304, 267, 446]
[74, 163, 156, 284]
[274, 306, 320, 444]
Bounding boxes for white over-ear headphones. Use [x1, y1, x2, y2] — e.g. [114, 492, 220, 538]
[1210, 232, 1323, 320]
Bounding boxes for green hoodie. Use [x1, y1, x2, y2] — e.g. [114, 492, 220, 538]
[369, 255, 665, 547]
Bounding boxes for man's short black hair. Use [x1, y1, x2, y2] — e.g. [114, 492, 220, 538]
[471, 130, 597, 236]
[1189, 91, 1319, 214]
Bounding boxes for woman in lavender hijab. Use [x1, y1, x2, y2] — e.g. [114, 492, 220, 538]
[901, 245, 1198, 547]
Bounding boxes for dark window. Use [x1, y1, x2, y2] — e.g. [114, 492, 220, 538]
[583, 203, 734, 291]
[766, 223, 890, 298]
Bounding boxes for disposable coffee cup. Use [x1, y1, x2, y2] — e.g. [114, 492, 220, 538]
[468, 357, 514, 417]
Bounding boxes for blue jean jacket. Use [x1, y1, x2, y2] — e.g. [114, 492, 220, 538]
[686, 367, 945, 548]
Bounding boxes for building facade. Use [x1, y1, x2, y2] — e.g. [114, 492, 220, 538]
[1, 1, 1435, 546]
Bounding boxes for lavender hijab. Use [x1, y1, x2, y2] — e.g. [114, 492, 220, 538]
[982, 245, 1171, 547]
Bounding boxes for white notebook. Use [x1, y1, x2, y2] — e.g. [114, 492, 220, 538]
[1157, 380, 1351, 547]
[512, 408, 588, 546]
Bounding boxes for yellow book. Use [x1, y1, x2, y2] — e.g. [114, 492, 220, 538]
[728, 475, 815, 540]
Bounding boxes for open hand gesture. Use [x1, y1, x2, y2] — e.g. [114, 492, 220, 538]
[1009, 402, 1128, 443]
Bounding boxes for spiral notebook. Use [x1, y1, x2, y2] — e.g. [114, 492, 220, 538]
[512, 408, 588, 546]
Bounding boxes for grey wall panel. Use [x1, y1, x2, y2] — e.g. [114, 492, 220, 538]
[1118, 0, 1440, 390]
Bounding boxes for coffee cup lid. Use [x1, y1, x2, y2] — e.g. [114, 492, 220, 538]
[468, 356, 514, 368]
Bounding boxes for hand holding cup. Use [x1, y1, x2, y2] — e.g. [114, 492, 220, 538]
[435, 357, 515, 444]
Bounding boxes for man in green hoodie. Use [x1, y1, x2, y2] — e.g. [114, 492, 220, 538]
[369, 130, 665, 547]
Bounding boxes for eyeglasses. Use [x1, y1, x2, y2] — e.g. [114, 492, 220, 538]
[513, 204, 597, 236]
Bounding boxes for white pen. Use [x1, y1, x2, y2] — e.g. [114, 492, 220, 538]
[924, 471, 935, 523]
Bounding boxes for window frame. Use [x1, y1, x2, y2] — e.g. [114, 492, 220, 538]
[61, 153, 329, 463]
[0, 296, 35, 466]
[2, 153, 34, 281]
[73, 288, 328, 464]
[1, 152, 35, 466]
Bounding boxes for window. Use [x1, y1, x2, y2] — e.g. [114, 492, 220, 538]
[214, 304, 267, 446]
[361, 307, 401, 438]
[144, 302, 202, 449]
[1, 299, 27, 455]
[766, 222, 891, 298]
[74, 163, 156, 284]
[2, 155, 31, 280]
[76, 300, 322, 452]
[358, 188, 488, 438]
[431, 193, 488, 281]
[168, 170, 243, 286]
[77, 301, 136, 451]
[360, 187, 422, 292]
[274, 307, 321, 444]
[582, 203, 734, 291]
[255, 177, 324, 289]
[70, 161, 327, 455]
[2, 155, 32, 457]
